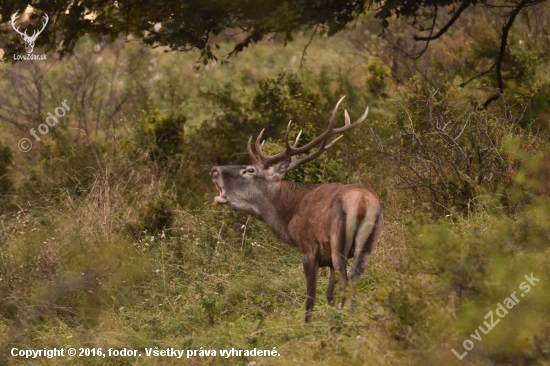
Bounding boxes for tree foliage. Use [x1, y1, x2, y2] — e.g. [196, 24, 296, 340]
[2, 0, 547, 106]
[0, 0, 366, 62]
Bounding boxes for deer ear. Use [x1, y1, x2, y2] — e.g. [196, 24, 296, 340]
[265, 158, 291, 181]
[272, 158, 291, 178]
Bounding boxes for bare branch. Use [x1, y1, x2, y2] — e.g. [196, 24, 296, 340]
[460, 62, 497, 87]
[413, 1, 472, 42]
[482, 0, 530, 109]
[300, 26, 318, 69]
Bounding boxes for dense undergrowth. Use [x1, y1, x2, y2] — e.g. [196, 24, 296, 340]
[1, 10, 550, 365]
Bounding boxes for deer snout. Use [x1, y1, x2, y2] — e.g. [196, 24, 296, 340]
[211, 167, 220, 179]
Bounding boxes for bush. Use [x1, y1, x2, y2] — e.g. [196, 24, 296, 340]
[372, 84, 539, 215]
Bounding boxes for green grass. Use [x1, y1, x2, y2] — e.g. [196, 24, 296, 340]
[1, 167, 549, 365]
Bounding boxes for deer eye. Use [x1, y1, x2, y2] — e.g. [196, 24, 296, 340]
[247, 168, 255, 173]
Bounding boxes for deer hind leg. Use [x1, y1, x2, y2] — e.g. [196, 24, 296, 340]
[330, 212, 350, 311]
[351, 211, 383, 281]
[302, 249, 320, 323]
[348, 211, 383, 313]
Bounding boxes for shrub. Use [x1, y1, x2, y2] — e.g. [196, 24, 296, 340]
[374, 84, 538, 215]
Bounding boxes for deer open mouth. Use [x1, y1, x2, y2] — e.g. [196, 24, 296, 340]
[212, 178, 228, 204]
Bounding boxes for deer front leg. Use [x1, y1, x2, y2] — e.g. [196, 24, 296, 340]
[302, 253, 319, 323]
[327, 266, 335, 306]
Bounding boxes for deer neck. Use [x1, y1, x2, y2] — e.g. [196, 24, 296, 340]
[259, 180, 315, 246]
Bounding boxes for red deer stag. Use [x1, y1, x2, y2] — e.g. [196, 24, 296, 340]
[210, 96, 383, 322]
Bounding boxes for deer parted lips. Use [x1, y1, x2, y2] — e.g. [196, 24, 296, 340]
[212, 177, 228, 204]
[214, 194, 228, 204]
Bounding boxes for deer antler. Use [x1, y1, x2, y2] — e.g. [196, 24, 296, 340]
[27, 13, 48, 41]
[11, 11, 48, 41]
[31, 13, 49, 40]
[247, 96, 369, 171]
[11, 11, 28, 38]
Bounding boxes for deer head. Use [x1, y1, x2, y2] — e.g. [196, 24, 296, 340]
[211, 96, 369, 216]
[12, 11, 49, 54]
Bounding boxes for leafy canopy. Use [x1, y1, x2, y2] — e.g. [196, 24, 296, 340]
[2, 0, 546, 105]
[1, 0, 366, 61]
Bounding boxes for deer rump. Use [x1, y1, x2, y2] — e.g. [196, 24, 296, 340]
[286, 183, 383, 317]
[290, 184, 382, 272]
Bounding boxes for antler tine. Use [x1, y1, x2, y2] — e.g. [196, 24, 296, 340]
[251, 121, 300, 166]
[334, 106, 369, 133]
[285, 100, 369, 172]
[285, 134, 342, 172]
[247, 136, 259, 164]
[38, 13, 49, 33]
[294, 130, 302, 147]
[325, 135, 344, 149]
[285, 141, 327, 172]
[42, 13, 49, 27]
[284, 120, 294, 150]
[286, 132, 343, 171]
[253, 127, 291, 166]
[254, 129, 267, 160]
[331, 95, 347, 124]
[344, 109, 350, 126]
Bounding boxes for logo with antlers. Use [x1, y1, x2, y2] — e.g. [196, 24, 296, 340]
[11, 10, 49, 54]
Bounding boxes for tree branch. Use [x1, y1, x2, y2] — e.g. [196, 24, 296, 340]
[413, 1, 471, 42]
[228, 28, 267, 58]
[482, 0, 530, 109]
[459, 62, 497, 87]
[300, 25, 318, 68]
